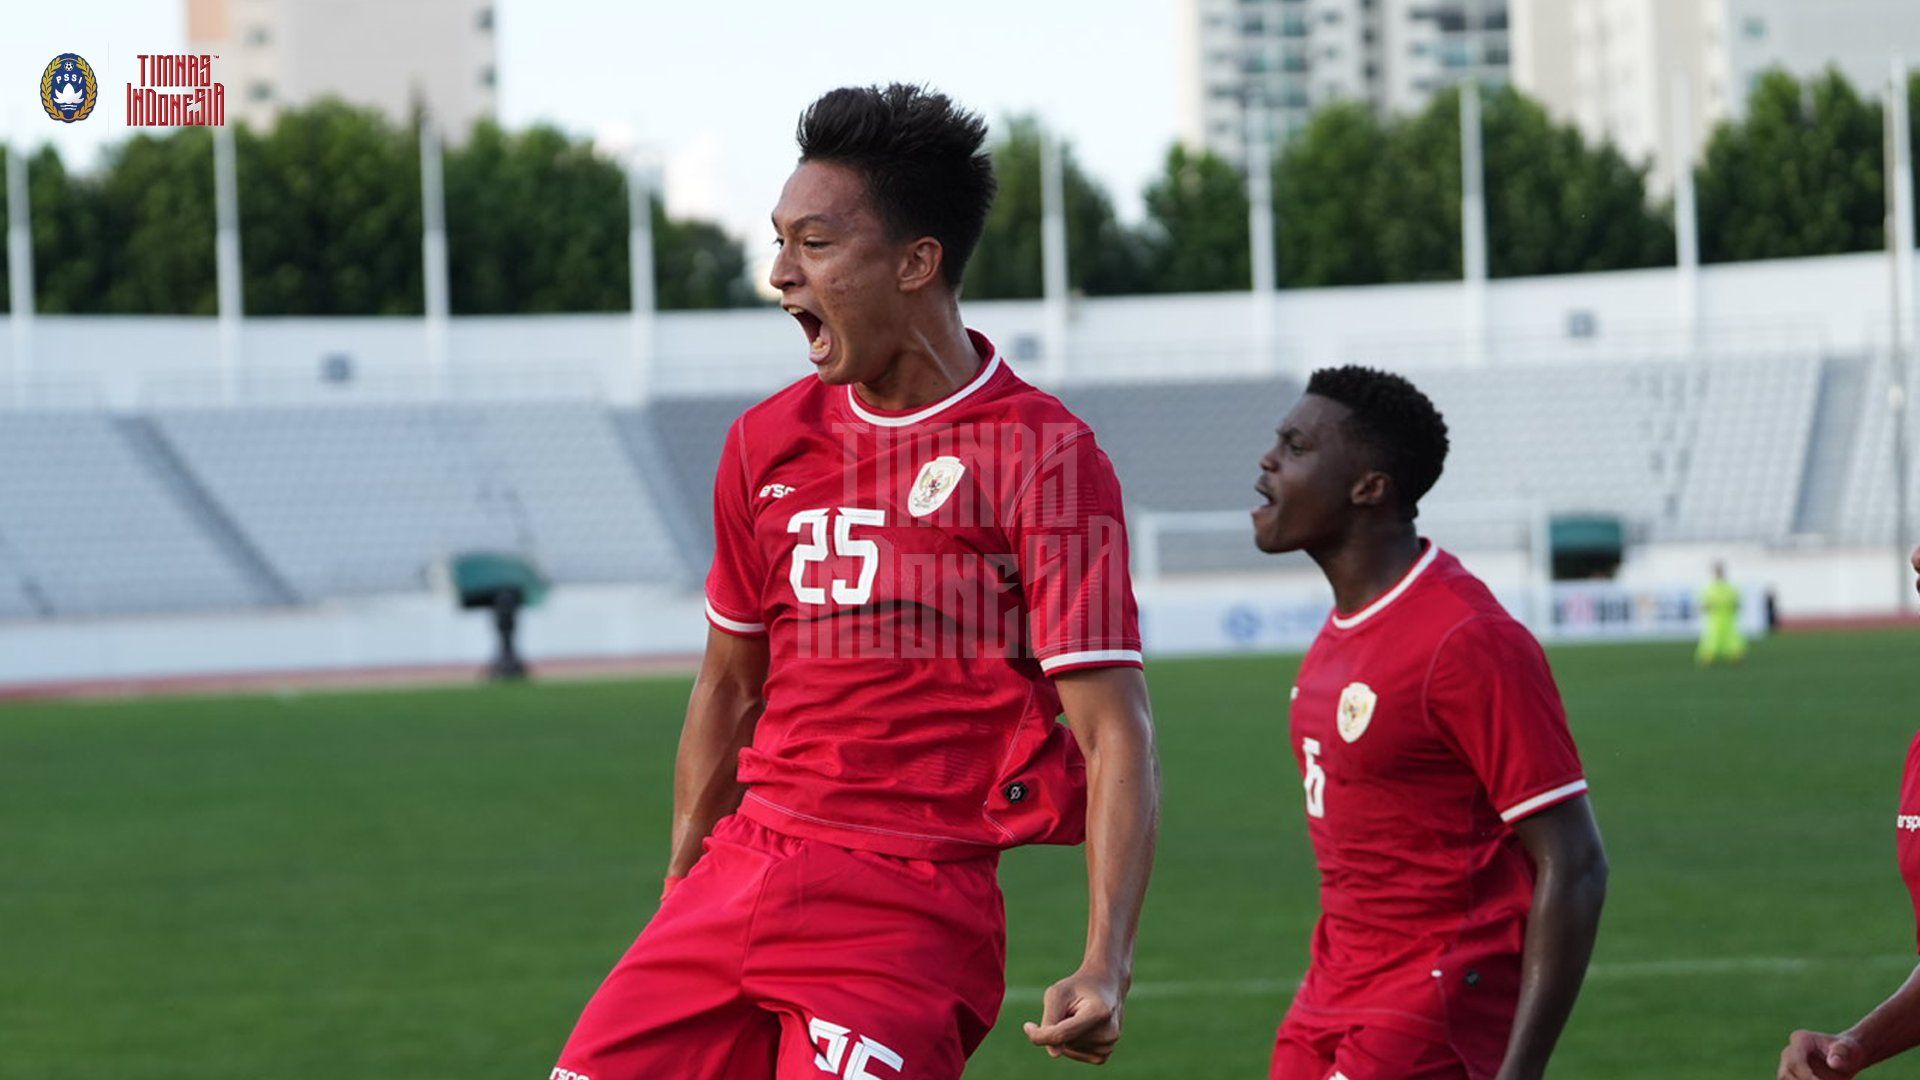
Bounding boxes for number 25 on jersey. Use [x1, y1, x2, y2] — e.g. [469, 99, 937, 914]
[788, 507, 886, 606]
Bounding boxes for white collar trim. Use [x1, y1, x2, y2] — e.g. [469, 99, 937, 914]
[845, 350, 1002, 428]
[1329, 543, 1441, 630]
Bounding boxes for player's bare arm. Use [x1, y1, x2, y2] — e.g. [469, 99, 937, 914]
[666, 625, 769, 883]
[1781, 964, 1920, 1079]
[1496, 795, 1608, 1080]
[1024, 665, 1159, 1066]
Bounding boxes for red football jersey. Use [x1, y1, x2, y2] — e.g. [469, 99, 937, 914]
[704, 330, 1142, 861]
[1285, 543, 1588, 1071]
[1898, 732, 1920, 951]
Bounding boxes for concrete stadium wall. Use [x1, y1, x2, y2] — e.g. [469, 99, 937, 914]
[1, 541, 1905, 693]
[0, 250, 1899, 407]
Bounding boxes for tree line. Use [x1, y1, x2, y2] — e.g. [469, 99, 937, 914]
[968, 69, 1920, 298]
[0, 103, 752, 315]
[0, 69, 1916, 314]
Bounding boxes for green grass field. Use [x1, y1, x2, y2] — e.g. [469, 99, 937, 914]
[5, 630, 1920, 1078]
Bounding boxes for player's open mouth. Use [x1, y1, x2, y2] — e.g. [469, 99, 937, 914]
[1254, 481, 1276, 512]
[785, 305, 833, 364]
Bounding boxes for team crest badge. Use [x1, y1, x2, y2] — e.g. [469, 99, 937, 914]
[40, 54, 98, 123]
[907, 456, 965, 518]
[1336, 682, 1376, 743]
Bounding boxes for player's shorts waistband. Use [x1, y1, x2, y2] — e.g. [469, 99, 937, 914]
[737, 793, 1005, 865]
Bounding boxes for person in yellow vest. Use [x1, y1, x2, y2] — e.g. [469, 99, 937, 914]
[1696, 562, 1747, 666]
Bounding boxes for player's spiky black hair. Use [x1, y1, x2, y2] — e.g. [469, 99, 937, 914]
[1306, 365, 1450, 519]
[795, 84, 997, 289]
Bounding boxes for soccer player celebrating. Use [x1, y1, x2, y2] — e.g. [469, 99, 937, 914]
[1252, 366, 1608, 1080]
[550, 85, 1158, 1080]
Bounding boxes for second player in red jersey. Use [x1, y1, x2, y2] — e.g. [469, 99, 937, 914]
[1253, 366, 1608, 1080]
[551, 85, 1159, 1080]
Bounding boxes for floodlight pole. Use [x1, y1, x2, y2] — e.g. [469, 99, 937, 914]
[1672, 75, 1701, 359]
[1460, 73, 1489, 368]
[1887, 58, 1916, 612]
[6, 123, 33, 405]
[1040, 124, 1070, 381]
[420, 111, 451, 394]
[214, 122, 244, 404]
[627, 146, 657, 405]
[1245, 96, 1278, 369]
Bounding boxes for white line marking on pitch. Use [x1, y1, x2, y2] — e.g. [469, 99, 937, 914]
[1001, 955, 1914, 1005]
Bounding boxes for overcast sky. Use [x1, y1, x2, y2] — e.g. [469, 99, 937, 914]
[5, 0, 1182, 256]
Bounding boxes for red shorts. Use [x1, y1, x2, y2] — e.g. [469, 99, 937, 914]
[1270, 1007, 1472, 1080]
[553, 814, 1007, 1080]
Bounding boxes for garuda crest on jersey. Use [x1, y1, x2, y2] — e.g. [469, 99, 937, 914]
[908, 456, 965, 518]
[1337, 681, 1377, 743]
[41, 54, 97, 123]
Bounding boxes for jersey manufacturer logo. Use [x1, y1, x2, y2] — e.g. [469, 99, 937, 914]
[1336, 682, 1376, 743]
[1899, 813, 1920, 832]
[809, 1016, 903, 1077]
[759, 483, 795, 499]
[907, 455, 965, 518]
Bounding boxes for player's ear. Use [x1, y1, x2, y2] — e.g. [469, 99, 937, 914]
[1350, 470, 1392, 509]
[897, 237, 945, 294]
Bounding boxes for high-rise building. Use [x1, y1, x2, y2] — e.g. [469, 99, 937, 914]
[186, 0, 498, 137]
[1512, 0, 1920, 193]
[1177, 0, 1512, 168]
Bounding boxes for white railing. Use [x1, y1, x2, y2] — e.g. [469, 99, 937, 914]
[0, 317, 1846, 410]
[1131, 511, 1264, 585]
[1344, 317, 1827, 370]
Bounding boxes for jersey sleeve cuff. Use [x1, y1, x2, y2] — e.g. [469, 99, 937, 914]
[1498, 778, 1589, 823]
[1038, 647, 1144, 675]
[705, 599, 767, 637]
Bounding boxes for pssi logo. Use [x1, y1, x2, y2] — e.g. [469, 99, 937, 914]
[40, 53, 97, 123]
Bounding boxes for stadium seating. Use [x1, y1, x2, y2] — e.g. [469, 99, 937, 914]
[1053, 375, 1302, 575]
[0, 412, 266, 616]
[1670, 354, 1824, 542]
[1791, 355, 1872, 537]
[1834, 358, 1920, 547]
[1408, 354, 1825, 547]
[0, 349, 1906, 619]
[612, 392, 764, 556]
[154, 403, 683, 598]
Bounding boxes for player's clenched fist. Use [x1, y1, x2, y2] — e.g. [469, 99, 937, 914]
[1779, 1029, 1865, 1079]
[1024, 965, 1127, 1065]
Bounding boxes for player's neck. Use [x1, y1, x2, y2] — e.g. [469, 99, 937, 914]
[852, 310, 981, 413]
[1312, 525, 1424, 617]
